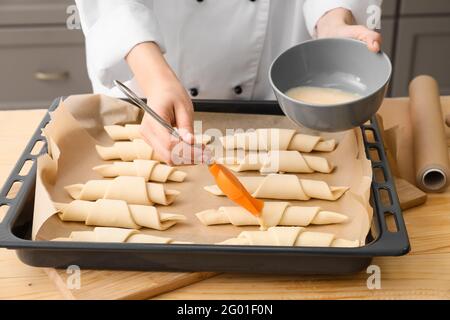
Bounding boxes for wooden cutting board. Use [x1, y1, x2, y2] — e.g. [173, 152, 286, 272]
[394, 178, 427, 210]
[375, 113, 427, 210]
[44, 268, 217, 300]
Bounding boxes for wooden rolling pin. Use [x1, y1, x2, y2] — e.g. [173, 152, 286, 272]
[409, 75, 450, 192]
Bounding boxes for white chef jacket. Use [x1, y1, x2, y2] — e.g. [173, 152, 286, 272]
[76, 0, 381, 100]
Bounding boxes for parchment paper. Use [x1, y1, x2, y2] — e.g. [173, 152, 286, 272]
[410, 76, 450, 192]
[32, 94, 373, 245]
[377, 99, 416, 184]
[377, 78, 450, 192]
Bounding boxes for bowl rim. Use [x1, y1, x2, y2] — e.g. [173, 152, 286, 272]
[268, 37, 392, 109]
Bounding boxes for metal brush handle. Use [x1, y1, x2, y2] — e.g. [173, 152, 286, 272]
[114, 80, 181, 140]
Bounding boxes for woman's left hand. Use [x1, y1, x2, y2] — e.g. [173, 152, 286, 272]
[316, 8, 382, 52]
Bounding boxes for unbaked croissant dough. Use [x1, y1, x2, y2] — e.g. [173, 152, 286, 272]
[104, 124, 212, 144]
[65, 176, 179, 205]
[52, 227, 191, 244]
[196, 201, 348, 227]
[204, 174, 348, 201]
[93, 159, 187, 182]
[219, 128, 335, 152]
[217, 150, 334, 173]
[217, 226, 359, 247]
[105, 124, 142, 140]
[56, 199, 185, 230]
[96, 139, 157, 161]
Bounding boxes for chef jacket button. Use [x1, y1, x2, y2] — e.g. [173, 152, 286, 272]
[190, 88, 199, 97]
[234, 85, 243, 95]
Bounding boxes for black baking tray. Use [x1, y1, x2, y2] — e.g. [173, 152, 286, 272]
[0, 98, 410, 274]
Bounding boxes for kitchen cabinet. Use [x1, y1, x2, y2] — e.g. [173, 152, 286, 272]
[378, 0, 450, 97]
[400, 0, 450, 15]
[0, 0, 72, 26]
[0, 0, 91, 109]
[382, 0, 398, 17]
[392, 16, 450, 96]
[0, 28, 91, 109]
[380, 19, 395, 63]
[379, 18, 395, 96]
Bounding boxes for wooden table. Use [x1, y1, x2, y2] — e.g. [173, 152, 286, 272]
[0, 109, 449, 300]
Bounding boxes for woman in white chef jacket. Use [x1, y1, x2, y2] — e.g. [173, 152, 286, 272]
[75, 0, 382, 164]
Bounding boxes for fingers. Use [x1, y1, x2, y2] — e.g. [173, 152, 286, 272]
[171, 140, 212, 165]
[315, 7, 383, 53]
[139, 98, 211, 165]
[174, 100, 213, 164]
[318, 23, 383, 53]
[175, 100, 194, 144]
[359, 28, 382, 53]
[345, 25, 382, 53]
[139, 112, 176, 165]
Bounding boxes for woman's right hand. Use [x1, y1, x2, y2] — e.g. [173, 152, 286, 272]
[140, 72, 195, 164]
[127, 42, 207, 165]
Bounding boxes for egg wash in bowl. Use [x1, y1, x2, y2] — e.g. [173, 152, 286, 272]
[285, 86, 361, 106]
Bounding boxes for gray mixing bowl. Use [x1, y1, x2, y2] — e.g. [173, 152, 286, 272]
[269, 38, 392, 132]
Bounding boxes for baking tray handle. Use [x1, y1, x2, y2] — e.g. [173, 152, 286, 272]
[0, 111, 51, 241]
[360, 119, 411, 255]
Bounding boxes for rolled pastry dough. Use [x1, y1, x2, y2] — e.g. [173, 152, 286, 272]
[93, 159, 187, 182]
[104, 124, 212, 144]
[217, 150, 334, 174]
[196, 201, 348, 227]
[219, 128, 335, 152]
[217, 226, 359, 247]
[52, 227, 191, 244]
[204, 174, 348, 201]
[96, 139, 157, 161]
[65, 176, 179, 205]
[105, 124, 142, 140]
[56, 199, 185, 230]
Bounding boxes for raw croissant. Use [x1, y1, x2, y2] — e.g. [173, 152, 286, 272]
[96, 139, 157, 161]
[217, 226, 359, 247]
[56, 199, 185, 230]
[217, 150, 334, 174]
[65, 176, 179, 205]
[204, 174, 348, 201]
[105, 124, 142, 140]
[93, 159, 187, 182]
[196, 202, 348, 227]
[104, 124, 212, 144]
[52, 227, 191, 244]
[219, 128, 335, 152]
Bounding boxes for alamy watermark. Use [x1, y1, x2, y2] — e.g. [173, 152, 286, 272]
[366, 264, 381, 289]
[66, 265, 81, 290]
[66, 5, 81, 30]
[170, 121, 282, 169]
[366, 5, 382, 29]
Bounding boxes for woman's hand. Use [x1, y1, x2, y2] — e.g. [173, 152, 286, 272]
[127, 42, 206, 165]
[139, 78, 195, 165]
[316, 8, 382, 52]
